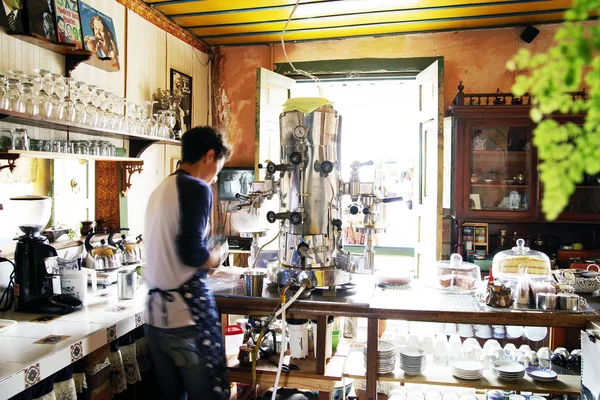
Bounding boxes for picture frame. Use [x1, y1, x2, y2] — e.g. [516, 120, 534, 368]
[217, 167, 254, 201]
[469, 194, 481, 210]
[53, 0, 83, 48]
[170, 69, 192, 135]
[79, 0, 119, 67]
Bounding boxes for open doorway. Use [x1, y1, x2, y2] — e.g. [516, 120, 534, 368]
[291, 79, 419, 254]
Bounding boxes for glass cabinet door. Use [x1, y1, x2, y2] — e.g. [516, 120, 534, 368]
[469, 125, 534, 214]
[555, 173, 600, 217]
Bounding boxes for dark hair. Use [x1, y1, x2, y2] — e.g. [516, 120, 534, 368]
[181, 126, 232, 164]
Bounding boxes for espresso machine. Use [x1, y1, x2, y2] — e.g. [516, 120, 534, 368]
[11, 196, 82, 314]
[240, 101, 402, 289]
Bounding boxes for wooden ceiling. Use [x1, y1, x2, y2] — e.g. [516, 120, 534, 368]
[143, 0, 573, 46]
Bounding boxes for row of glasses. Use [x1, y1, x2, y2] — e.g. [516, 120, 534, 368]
[1, 70, 177, 139]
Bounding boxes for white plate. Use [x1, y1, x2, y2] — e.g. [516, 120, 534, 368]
[493, 361, 526, 374]
[452, 361, 483, 372]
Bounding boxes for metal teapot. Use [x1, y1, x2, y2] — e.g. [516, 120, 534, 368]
[84, 231, 122, 270]
[108, 228, 144, 265]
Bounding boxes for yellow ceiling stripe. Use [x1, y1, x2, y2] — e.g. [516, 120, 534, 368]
[188, 3, 569, 36]
[204, 12, 566, 45]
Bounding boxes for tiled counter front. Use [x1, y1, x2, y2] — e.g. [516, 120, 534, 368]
[0, 286, 146, 398]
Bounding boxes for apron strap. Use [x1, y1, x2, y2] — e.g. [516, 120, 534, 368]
[147, 288, 177, 326]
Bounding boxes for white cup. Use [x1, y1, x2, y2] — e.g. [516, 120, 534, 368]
[457, 324, 474, 337]
[60, 267, 97, 306]
[444, 323, 457, 335]
[474, 324, 493, 339]
[482, 339, 501, 354]
[504, 343, 517, 357]
[288, 320, 309, 359]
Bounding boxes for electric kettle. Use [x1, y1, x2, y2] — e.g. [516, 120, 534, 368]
[84, 231, 122, 270]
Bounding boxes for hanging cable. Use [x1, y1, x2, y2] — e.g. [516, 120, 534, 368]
[0, 257, 15, 312]
[280, 0, 324, 97]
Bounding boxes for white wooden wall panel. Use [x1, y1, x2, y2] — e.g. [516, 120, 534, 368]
[0, 32, 64, 76]
[126, 11, 166, 103]
[192, 49, 210, 126]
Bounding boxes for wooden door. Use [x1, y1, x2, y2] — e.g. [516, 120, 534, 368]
[413, 60, 444, 277]
[255, 67, 294, 180]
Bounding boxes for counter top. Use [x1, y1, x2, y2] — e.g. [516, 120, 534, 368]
[0, 285, 145, 398]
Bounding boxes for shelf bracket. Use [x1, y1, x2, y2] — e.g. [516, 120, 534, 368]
[120, 161, 144, 197]
[0, 154, 19, 173]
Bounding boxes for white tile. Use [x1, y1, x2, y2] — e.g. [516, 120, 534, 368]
[0, 361, 25, 382]
[38, 346, 71, 380]
[0, 365, 25, 399]
[0, 320, 105, 340]
[0, 336, 62, 364]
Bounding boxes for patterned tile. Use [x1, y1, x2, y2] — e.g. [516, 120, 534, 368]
[23, 363, 40, 388]
[71, 341, 83, 363]
[106, 325, 117, 342]
[135, 312, 143, 327]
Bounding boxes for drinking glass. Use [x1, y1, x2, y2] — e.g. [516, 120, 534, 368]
[73, 81, 87, 125]
[84, 84, 98, 127]
[12, 128, 29, 150]
[5, 78, 21, 112]
[0, 74, 7, 108]
[19, 82, 35, 114]
[58, 77, 76, 122]
[0, 129, 13, 149]
[111, 96, 125, 132]
[124, 102, 136, 133]
[32, 69, 52, 117]
[165, 110, 176, 139]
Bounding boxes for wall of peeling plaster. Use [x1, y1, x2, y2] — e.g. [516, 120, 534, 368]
[216, 22, 591, 167]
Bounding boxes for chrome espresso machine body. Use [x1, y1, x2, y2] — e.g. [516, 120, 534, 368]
[248, 103, 402, 288]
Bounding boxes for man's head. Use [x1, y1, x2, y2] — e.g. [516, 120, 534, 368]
[180, 126, 232, 184]
[4, 0, 22, 11]
[91, 16, 105, 41]
[57, 17, 65, 35]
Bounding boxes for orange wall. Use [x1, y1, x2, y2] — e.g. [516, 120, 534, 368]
[216, 23, 578, 167]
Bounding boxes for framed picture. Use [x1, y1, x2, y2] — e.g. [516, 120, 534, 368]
[469, 194, 481, 210]
[79, 0, 119, 68]
[26, 0, 57, 41]
[54, 0, 83, 48]
[170, 69, 192, 135]
[217, 168, 254, 201]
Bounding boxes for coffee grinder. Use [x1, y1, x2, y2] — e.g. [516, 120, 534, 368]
[11, 196, 82, 314]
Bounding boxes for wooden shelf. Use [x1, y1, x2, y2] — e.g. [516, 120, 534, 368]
[0, 149, 141, 163]
[471, 184, 529, 188]
[226, 352, 346, 392]
[472, 150, 528, 155]
[8, 32, 118, 74]
[344, 352, 580, 395]
[0, 108, 180, 147]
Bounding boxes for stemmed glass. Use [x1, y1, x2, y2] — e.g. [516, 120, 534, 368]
[73, 81, 87, 125]
[59, 77, 76, 122]
[94, 88, 105, 128]
[111, 96, 125, 132]
[51, 74, 66, 120]
[0, 74, 8, 109]
[165, 110, 176, 139]
[84, 84, 98, 127]
[32, 69, 52, 118]
[142, 101, 157, 136]
[5, 78, 21, 112]
[18, 81, 35, 114]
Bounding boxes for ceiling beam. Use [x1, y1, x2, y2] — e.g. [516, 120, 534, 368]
[116, 0, 211, 53]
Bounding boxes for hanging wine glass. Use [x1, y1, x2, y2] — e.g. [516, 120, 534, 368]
[0, 74, 7, 109]
[124, 102, 136, 133]
[165, 110, 176, 139]
[18, 81, 35, 115]
[58, 77, 76, 122]
[112, 96, 125, 132]
[32, 69, 52, 118]
[5, 78, 21, 112]
[94, 88, 106, 128]
[142, 100, 157, 136]
[133, 104, 144, 135]
[157, 110, 170, 139]
[84, 84, 98, 127]
[73, 81, 87, 125]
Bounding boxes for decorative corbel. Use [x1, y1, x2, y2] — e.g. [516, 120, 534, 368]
[0, 154, 19, 173]
[121, 161, 144, 197]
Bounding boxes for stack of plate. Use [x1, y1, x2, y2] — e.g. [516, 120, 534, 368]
[491, 360, 526, 381]
[398, 346, 426, 375]
[451, 361, 483, 380]
[526, 367, 558, 382]
[363, 340, 396, 374]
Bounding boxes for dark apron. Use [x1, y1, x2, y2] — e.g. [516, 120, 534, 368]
[147, 270, 230, 399]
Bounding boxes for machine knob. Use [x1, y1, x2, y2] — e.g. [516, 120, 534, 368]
[290, 212, 303, 225]
[266, 211, 277, 224]
[320, 160, 334, 174]
[363, 207, 370, 215]
[266, 162, 277, 174]
[349, 205, 360, 215]
[290, 152, 302, 165]
[236, 205, 243, 211]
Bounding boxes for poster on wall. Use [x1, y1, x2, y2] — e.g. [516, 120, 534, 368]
[170, 69, 192, 135]
[26, 0, 58, 42]
[53, 0, 83, 48]
[1, 0, 27, 33]
[79, 0, 120, 69]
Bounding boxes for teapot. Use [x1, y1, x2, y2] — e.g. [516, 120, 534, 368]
[84, 231, 122, 270]
[108, 228, 144, 265]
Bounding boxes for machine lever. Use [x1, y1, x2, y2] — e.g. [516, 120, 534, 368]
[381, 196, 403, 203]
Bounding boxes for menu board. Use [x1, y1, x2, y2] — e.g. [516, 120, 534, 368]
[53, 0, 83, 48]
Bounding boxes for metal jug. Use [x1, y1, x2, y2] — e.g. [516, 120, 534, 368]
[84, 232, 122, 270]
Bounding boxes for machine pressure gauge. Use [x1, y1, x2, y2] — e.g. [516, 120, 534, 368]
[293, 125, 307, 139]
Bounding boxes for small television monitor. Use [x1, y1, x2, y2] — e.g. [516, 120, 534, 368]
[217, 167, 255, 201]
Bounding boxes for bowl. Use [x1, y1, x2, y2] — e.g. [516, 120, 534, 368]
[331, 379, 353, 400]
[524, 326, 548, 342]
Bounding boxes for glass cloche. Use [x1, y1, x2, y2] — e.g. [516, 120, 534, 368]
[492, 238, 551, 280]
[431, 253, 482, 292]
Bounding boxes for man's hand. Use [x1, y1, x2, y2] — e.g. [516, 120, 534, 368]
[198, 247, 221, 270]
